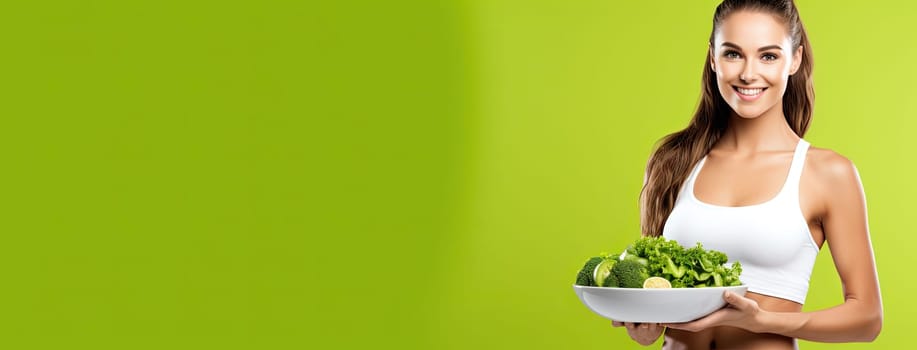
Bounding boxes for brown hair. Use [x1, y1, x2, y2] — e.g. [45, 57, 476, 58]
[640, 0, 814, 236]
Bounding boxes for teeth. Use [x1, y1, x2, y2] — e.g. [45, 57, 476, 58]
[737, 87, 764, 96]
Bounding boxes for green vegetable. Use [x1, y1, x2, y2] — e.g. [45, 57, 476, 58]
[594, 258, 617, 287]
[574, 254, 622, 287]
[611, 258, 648, 288]
[600, 271, 619, 287]
[574, 257, 603, 286]
[573, 236, 743, 288]
[629, 236, 742, 288]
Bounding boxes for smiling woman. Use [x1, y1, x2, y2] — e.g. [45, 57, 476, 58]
[711, 12, 804, 121]
[613, 0, 883, 349]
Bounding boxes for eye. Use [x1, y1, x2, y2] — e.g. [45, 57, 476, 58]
[762, 53, 779, 61]
[724, 50, 741, 59]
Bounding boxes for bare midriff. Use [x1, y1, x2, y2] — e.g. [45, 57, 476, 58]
[662, 292, 802, 350]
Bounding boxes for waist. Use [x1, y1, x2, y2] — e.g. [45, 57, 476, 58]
[662, 292, 801, 350]
[664, 327, 796, 350]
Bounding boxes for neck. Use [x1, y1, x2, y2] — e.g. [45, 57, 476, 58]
[718, 106, 800, 153]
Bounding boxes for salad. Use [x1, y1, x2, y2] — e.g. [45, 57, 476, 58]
[575, 236, 743, 288]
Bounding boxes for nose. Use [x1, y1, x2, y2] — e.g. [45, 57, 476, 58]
[740, 61, 757, 83]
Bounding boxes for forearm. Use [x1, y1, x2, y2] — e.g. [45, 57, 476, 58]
[761, 298, 882, 342]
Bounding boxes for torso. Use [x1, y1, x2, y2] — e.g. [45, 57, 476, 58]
[663, 292, 801, 350]
[662, 141, 837, 349]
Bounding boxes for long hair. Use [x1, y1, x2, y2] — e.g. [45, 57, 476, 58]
[640, 0, 815, 237]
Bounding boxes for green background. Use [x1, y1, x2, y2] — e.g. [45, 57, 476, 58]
[3, 0, 910, 349]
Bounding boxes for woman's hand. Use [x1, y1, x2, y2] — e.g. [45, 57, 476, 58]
[612, 321, 664, 346]
[664, 291, 768, 333]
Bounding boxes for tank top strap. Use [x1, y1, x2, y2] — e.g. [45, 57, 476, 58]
[781, 139, 810, 198]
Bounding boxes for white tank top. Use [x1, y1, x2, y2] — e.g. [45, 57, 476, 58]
[662, 139, 819, 304]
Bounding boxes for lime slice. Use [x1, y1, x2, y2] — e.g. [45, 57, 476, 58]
[643, 276, 672, 289]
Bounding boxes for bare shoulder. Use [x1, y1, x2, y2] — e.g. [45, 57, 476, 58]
[804, 145, 861, 189]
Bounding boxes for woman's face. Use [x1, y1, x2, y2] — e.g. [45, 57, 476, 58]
[710, 11, 802, 119]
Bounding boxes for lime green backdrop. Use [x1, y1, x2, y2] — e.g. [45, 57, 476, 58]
[4, 0, 910, 349]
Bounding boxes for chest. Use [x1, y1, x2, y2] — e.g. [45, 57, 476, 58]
[663, 149, 825, 266]
[692, 152, 825, 241]
[693, 153, 794, 207]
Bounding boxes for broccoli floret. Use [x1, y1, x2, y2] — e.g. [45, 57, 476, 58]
[601, 273, 619, 287]
[575, 257, 603, 286]
[612, 259, 649, 288]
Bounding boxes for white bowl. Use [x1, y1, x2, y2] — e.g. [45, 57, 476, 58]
[573, 285, 748, 323]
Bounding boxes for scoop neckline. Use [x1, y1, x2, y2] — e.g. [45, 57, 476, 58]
[688, 141, 802, 209]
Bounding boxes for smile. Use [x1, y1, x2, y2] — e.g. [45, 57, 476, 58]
[733, 86, 767, 101]
[734, 86, 766, 96]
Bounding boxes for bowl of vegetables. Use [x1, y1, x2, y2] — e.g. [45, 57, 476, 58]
[572, 236, 747, 323]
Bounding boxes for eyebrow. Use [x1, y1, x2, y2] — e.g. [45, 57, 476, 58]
[722, 42, 782, 52]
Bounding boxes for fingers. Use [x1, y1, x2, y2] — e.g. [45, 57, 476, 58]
[611, 321, 662, 329]
[666, 318, 709, 332]
[611, 321, 665, 346]
[723, 291, 753, 311]
[664, 322, 695, 332]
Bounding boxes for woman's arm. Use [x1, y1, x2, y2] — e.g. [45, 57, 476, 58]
[666, 153, 883, 342]
[764, 155, 883, 341]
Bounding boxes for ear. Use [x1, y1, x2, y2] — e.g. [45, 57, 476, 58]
[709, 43, 717, 73]
[789, 45, 803, 75]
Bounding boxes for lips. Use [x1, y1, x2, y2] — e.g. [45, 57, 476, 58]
[733, 86, 766, 96]
[733, 85, 767, 102]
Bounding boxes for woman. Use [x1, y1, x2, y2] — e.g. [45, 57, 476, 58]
[612, 0, 883, 348]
